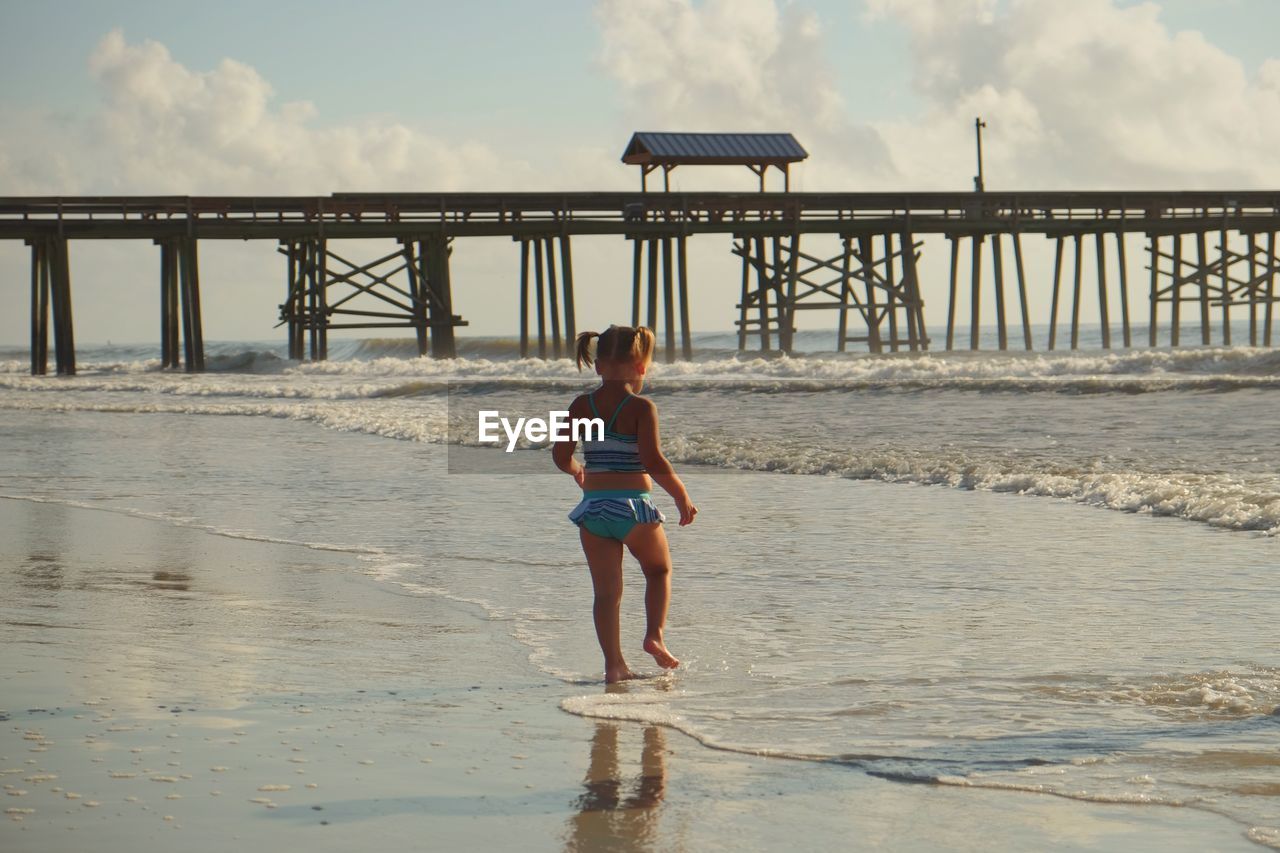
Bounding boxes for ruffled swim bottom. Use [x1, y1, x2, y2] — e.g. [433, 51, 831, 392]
[569, 489, 666, 541]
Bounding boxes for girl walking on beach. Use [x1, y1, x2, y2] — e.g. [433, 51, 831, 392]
[553, 325, 698, 683]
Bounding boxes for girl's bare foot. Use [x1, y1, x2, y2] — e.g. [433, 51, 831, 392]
[605, 663, 639, 683]
[643, 633, 680, 670]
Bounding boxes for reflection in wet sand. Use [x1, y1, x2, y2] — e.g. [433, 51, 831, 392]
[147, 570, 192, 592]
[18, 552, 64, 592]
[566, 691, 669, 852]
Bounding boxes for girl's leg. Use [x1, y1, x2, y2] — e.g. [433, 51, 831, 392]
[623, 523, 680, 670]
[580, 526, 635, 683]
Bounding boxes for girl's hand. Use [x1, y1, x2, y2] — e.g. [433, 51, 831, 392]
[571, 463, 587, 488]
[676, 497, 698, 526]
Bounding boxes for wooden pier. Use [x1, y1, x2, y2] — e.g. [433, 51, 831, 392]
[4, 191, 1280, 374]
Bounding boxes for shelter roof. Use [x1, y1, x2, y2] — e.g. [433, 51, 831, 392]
[621, 132, 808, 166]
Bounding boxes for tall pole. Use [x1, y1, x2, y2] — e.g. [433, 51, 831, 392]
[973, 117, 987, 193]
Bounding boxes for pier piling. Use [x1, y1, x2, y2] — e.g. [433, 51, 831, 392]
[970, 235, 983, 350]
[516, 235, 574, 359]
[1095, 233, 1111, 350]
[945, 236, 960, 351]
[992, 233, 1008, 350]
[631, 233, 692, 362]
[1048, 237, 1064, 350]
[1116, 233, 1132, 347]
[27, 237, 76, 375]
[1012, 232, 1033, 350]
[8, 192, 1280, 369]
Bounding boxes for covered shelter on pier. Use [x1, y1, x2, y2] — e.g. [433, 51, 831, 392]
[621, 132, 808, 191]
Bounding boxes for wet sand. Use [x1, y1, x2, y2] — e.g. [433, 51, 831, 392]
[0, 497, 1259, 852]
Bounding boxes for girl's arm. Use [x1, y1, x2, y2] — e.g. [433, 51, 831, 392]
[552, 396, 587, 487]
[635, 398, 698, 526]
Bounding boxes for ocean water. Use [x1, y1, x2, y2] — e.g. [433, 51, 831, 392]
[2, 331, 1279, 847]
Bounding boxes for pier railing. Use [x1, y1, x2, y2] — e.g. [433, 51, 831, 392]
[4, 191, 1280, 233]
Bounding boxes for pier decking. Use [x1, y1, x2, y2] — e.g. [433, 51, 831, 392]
[4, 191, 1280, 373]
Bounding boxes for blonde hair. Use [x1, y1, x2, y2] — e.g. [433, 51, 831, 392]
[574, 325, 656, 370]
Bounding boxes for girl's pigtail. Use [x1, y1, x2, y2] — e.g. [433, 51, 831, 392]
[631, 326, 656, 365]
[575, 331, 599, 370]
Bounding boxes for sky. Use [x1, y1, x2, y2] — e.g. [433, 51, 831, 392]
[2, 0, 1280, 346]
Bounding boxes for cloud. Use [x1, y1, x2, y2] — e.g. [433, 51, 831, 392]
[0, 29, 525, 194]
[867, 0, 1280, 189]
[594, 0, 894, 188]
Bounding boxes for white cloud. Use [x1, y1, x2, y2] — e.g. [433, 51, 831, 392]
[594, 0, 893, 189]
[1, 29, 526, 194]
[868, 0, 1280, 189]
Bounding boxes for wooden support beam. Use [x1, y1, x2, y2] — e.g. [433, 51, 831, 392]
[47, 242, 61, 373]
[178, 238, 199, 370]
[1116, 232, 1131, 348]
[1171, 234, 1182, 347]
[844, 236, 858, 353]
[39, 243, 51, 374]
[545, 237, 562, 359]
[534, 236, 547, 358]
[292, 241, 304, 360]
[1248, 232, 1258, 347]
[315, 238, 327, 361]
[560, 234, 576, 345]
[294, 240, 307, 360]
[432, 237, 457, 359]
[901, 229, 924, 351]
[281, 242, 295, 360]
[29, 241, 39, 375]
[1048, 237, 1063, 351]
[323, 249, 417, 313]
[781, 234, 798, 353]
[861, 234, 882, 353]
[1148, 235, 1159, 348]
[661, 236, 676, 362]
[170, 238, 183, 366]
[159, 240, 171, 367]
[631, 239, 642, 329]
[753, 236, 771, 350]
[402, 239, 428, 357]
[520, 239, 530, 357]
[47, 238, 76, 375]
[1220, 228, 1232, 346]
[677, 234, 692, 359]
[305, 241, 319, 361]
[992, 233, 1008, 350]
[737, 239, 750, 351]
[1071, 234, 1083, 350]
[1267, 231, 1276, 347]
[647, 238, 659, 333]
[946, 236, 959, 351]
[1197, 230, 1211, 346]
[1012, 232, 1032, 350]
[29, 240, 48, 375]
[1095, 232, 1111, 349]
[969, 235, 982, 351]
[885, 232, 900, 352]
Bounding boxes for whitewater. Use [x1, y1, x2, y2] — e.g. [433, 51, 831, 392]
[4, 336, 1279, 536]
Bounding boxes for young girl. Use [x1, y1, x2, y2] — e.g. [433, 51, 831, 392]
[552, 325, 697, 683]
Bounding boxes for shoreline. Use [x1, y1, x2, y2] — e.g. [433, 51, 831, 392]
[0, 496, 1264, 851]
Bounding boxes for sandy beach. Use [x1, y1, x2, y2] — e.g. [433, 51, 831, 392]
[1, 496, 1260, 852]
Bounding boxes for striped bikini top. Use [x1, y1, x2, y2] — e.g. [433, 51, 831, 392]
[582, 392, 645, 473]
